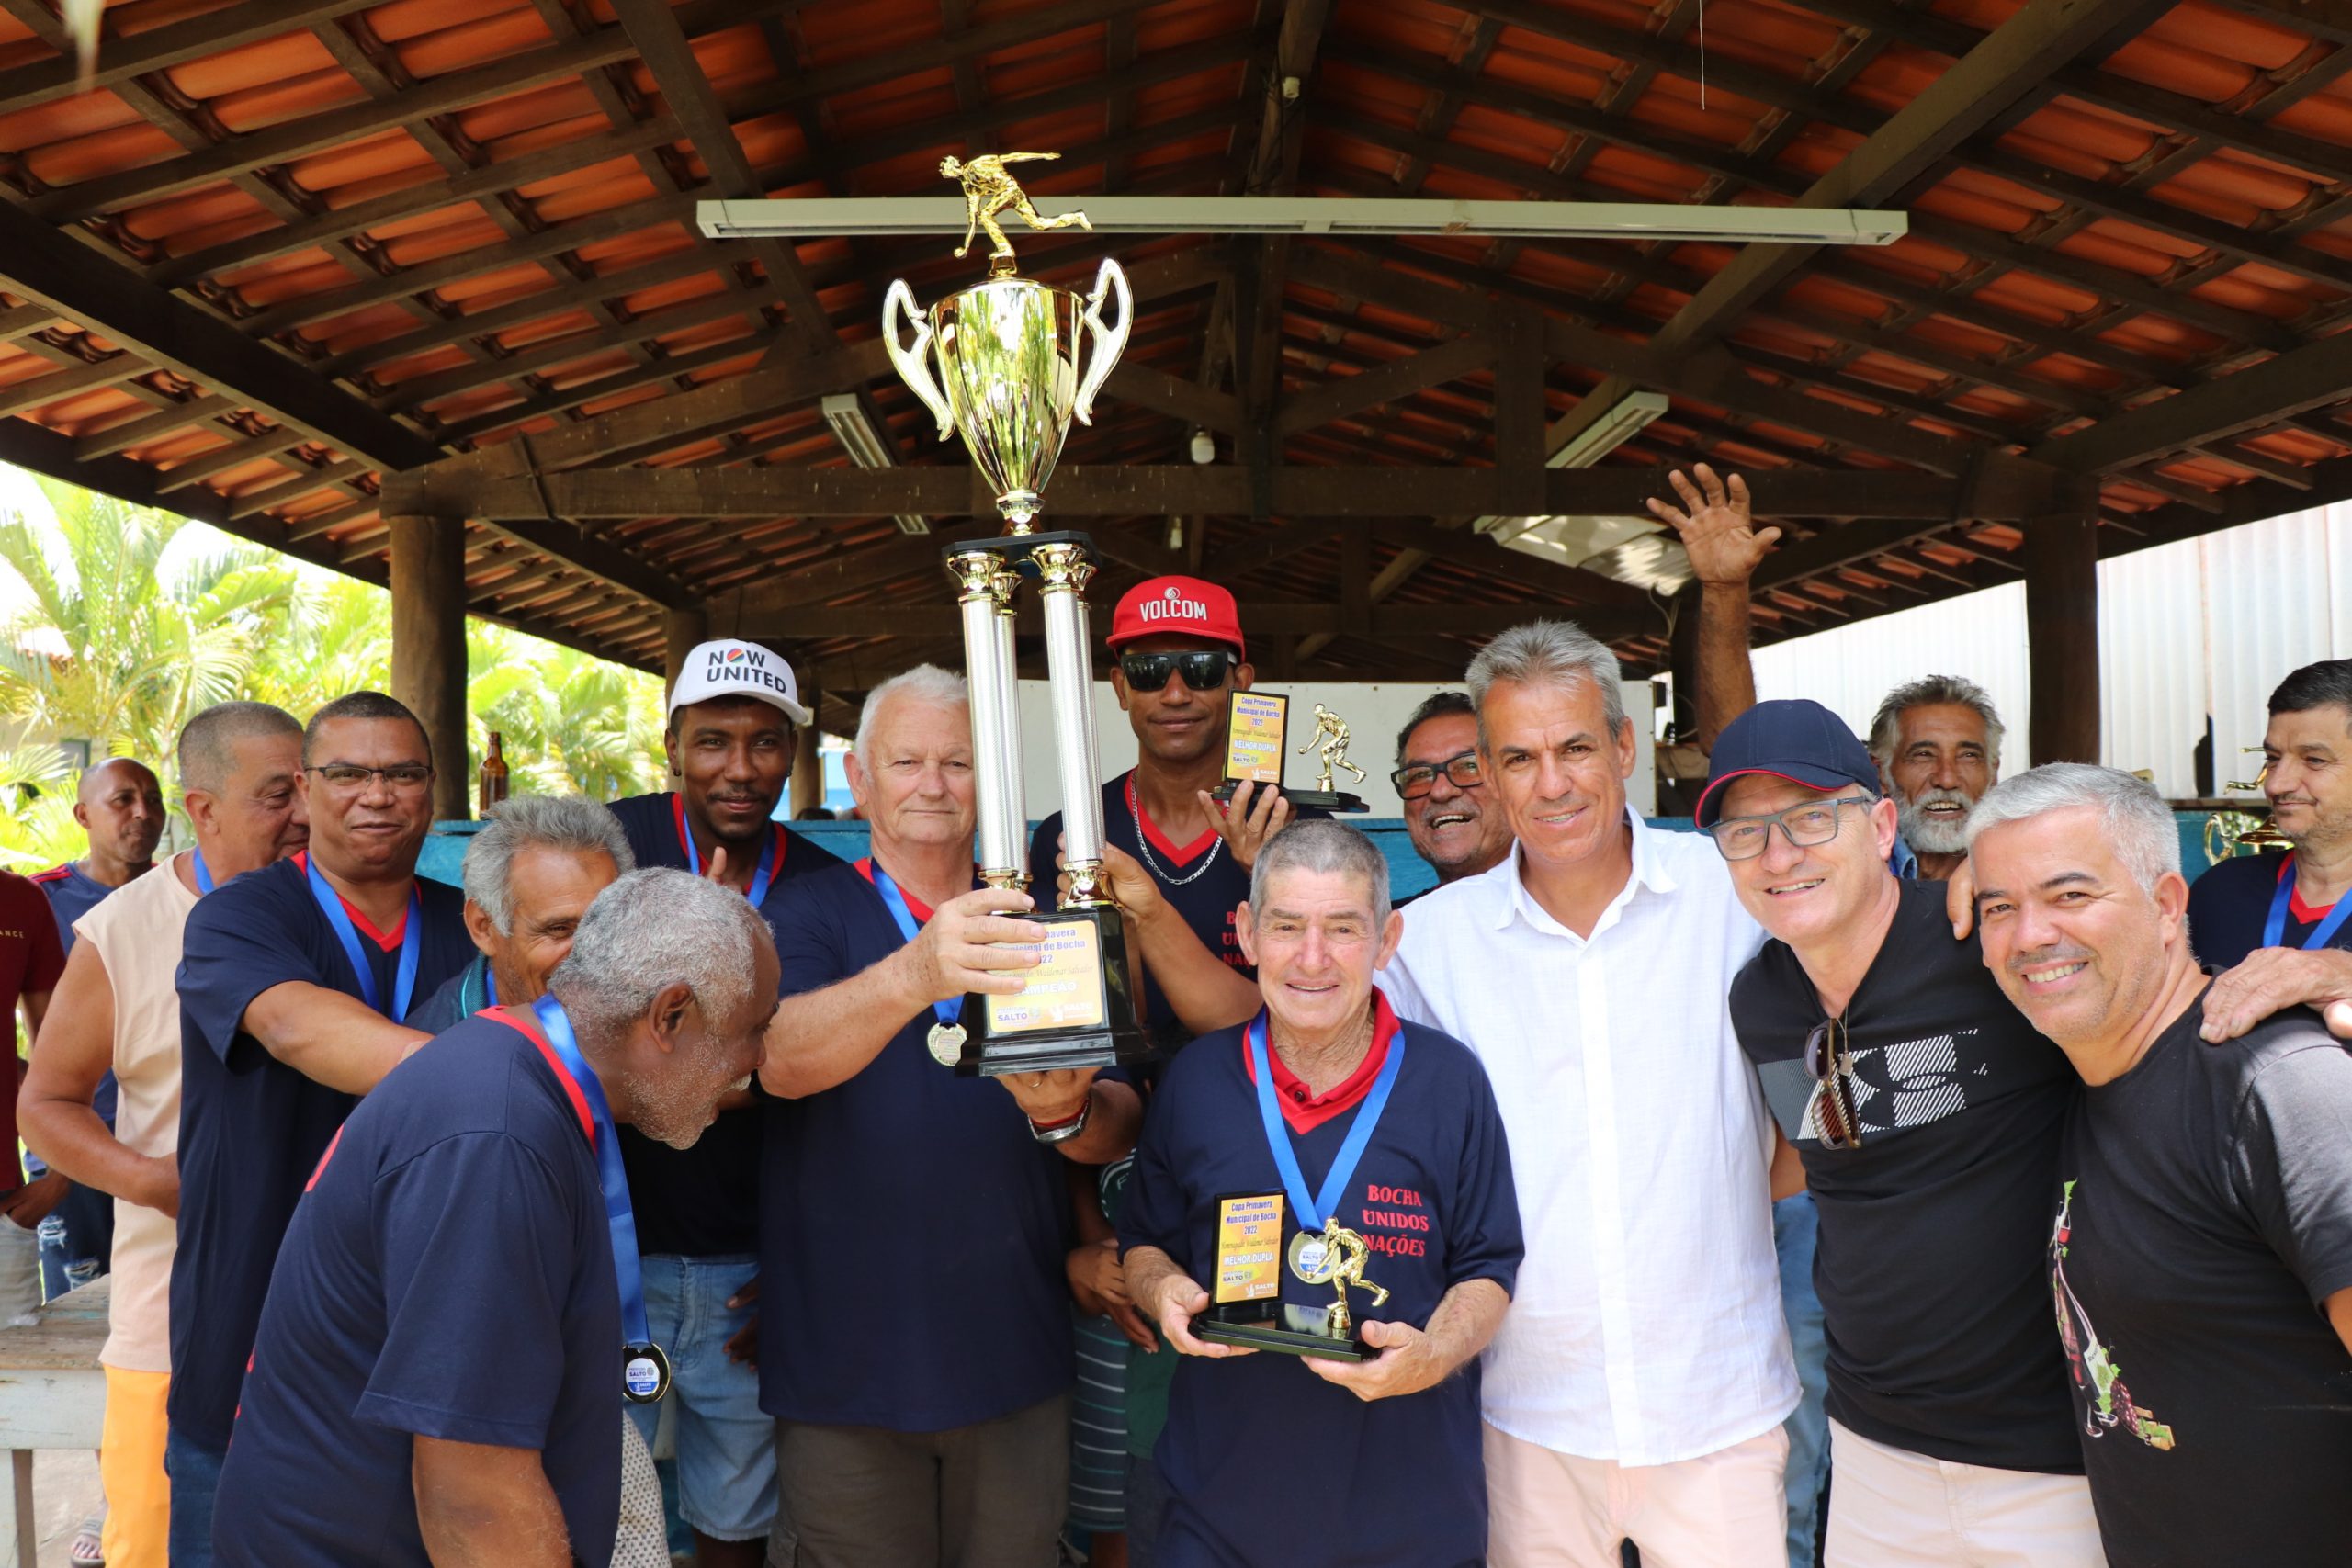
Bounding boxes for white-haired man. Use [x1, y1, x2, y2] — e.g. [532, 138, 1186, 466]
[755, 664, 1147, 1567]
[1383, 472, 1813, 1568]
[213, 869, 780, 1564]
[1971, 764, 2352, 1568]
[1867, 674, 2005, 883]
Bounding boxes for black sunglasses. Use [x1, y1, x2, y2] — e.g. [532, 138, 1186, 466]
[1391, 751, 1483, 799]
[1803, 1016, 1862, 1150]
[1118, 650, 1235, 693]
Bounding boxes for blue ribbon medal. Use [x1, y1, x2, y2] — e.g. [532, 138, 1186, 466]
[870, 861, 968, 1066]
[530, 995, 671, 1404]
[304, 854, 422, 1021]
[1245, 1010, 1404, 1284]
[2264, 857, 2352, 953]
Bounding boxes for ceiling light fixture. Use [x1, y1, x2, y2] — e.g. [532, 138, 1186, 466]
[820, 393, 929, 536]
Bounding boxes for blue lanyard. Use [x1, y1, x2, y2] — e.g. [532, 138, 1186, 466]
[190, 850, 215, 895]
[1246, 1010, 1406, 1232]
[2264, 859, 2352, 952]
[674, 795, 781, 905]
[869, 863, 962, 1030]
[529, 997, 652, 1351]
[304, 855, 422, 1021]
[481, 964, 499, 1009]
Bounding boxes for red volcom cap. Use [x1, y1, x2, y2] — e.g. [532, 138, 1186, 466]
[1106, 576, 1246, 659]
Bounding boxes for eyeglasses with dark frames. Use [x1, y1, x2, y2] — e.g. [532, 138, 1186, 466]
[1704, 795, 1873, 862]
[306, 763, 435, 793]
[1390, 751, 1484, 799]
[1803, 1015, 1863, 1150]
[1117, 650, 1236, 693]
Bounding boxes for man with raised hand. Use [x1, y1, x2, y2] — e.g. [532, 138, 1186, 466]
[213, 869, 779, 1567]
[1971, 764, 2352, 1567]
[759, 664, 1144, 1568]
[22, 703, 307, 1568]
[168, 691, 472, 1564]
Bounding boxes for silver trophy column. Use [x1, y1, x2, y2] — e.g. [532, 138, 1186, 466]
[1032, 541, 1106, 905]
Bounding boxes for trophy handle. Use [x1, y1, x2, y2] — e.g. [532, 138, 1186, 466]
[1071, 257, 1132, 428]
[883, 277, 956, 440]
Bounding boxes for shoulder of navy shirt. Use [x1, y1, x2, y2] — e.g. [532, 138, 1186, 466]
[2187, 851, 2344, 972]
[167, 855, 472, 1453]
[213, 1012, 619, 1564]
[1116, 1010, 1521, 1568]
[754, 856, 1076, 1434]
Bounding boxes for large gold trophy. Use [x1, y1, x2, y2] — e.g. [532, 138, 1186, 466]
[882, 152, 1148, 1076]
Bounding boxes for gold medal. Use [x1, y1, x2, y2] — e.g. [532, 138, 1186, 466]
[927, 1021, 967, 1066]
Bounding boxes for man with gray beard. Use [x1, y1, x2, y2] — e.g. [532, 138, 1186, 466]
[1867, 675, 2004, 883]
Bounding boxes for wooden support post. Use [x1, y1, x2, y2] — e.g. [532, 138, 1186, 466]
[791, 691, 823, 818]
[2023, 513, 2101, 765]
[388, 515, 469, 823]
[663, 607, 707, 706]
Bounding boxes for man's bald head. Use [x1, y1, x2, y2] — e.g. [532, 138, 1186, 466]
[74, 755, 165, 874]
[179, 702, 302, 795]
[78, 756, 158, 805]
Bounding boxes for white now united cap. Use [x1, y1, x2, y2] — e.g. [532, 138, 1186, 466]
[668, 639, 812, 727]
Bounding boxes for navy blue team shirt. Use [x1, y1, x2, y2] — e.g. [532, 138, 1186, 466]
[2188, 850, 2351, 971]
[605, 793, 840, 1257]
[759, 855, 1074, 1431]
[213, 1012, 620, 1564]
[1120, 996, 1522, 1568]
[172, 852, 471, 1451]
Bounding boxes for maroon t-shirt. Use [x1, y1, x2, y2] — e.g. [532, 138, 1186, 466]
[0, 870, 67, 1193]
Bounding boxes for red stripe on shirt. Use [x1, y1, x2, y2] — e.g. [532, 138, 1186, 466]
[854, 856, 936, 923]
[485, 1009, 598, 1148]
[1125, 774, 1218, 863]
[292, 850, 409, 950]
[28, 865, 69, 885]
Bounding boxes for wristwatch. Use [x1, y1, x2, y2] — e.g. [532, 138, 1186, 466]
[1029, 1094, 1094, 1145]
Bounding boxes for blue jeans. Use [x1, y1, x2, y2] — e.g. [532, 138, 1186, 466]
[167, 1427, 226, 1567]
[624, 1254, 774, 1542]
[38, 1180, 111, 1301]
[1776, 1192, 1830, 1568]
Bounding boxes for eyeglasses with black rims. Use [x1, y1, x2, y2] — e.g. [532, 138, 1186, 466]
[306, 763, 435, 793]
[1116, 650, 1236, 693]
[1803, 1015, 1863, 1150]
[1704, 795, 1874, 861]
[1390, 751, 1483, 799]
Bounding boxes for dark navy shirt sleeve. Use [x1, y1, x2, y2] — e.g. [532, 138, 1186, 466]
[2233, 1039, 2352, 1307]
[1442, 1050, 1522, 1297]
[177, 875, 334, 1064]
[771, 874, 854, 1000]
[356, 1130, 582, 1450]
[1117, 1062, 1194, 1269]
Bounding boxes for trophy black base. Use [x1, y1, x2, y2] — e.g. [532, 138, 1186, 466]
[955, 902, 1155, 1077]
[1207, 783, 1370, 813]
[943, 528, 1096, 570]
[1193, 1316, 1371, 1362]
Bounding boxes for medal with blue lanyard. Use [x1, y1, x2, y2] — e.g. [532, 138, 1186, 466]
[526, 995, 672, 1404]
[304, 853, 423, 1021]
[2264, 857, 2352, 952]
[869, 862, 967, 1066]
[673, 795, 783, 905]
[190, 850, 216, 895]
[1246, 1009, 1405, 1283]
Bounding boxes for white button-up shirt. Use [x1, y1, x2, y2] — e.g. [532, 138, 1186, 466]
[1385, 807, 1796, 1466]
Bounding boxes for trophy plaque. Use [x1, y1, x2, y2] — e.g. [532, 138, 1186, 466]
[1212, 691, 1371, 813]
[1194, 1192, 1383, 1362]
[883, 151, 1149, 1077]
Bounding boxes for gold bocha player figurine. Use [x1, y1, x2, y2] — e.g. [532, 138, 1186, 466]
[940, 152, 1094, 273]
[1298, 703, 1369, 795]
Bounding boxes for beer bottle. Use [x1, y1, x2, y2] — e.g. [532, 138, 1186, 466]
[479, 730, 510, 813]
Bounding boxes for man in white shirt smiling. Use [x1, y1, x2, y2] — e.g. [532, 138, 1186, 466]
[1383, 468, 1797, 1568]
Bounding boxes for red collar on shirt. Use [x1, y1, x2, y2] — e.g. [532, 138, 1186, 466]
[1243, 990, 1404, 1134]
[293, 850, 409, 951]
[484, 1007, 598, 1147]
[2282, 856, 2336, 923]
[855, 856, 958, 923]
[1125, 773, 1217, 864]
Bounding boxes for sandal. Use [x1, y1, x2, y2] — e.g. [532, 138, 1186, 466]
[69, 1509, 104, 1567]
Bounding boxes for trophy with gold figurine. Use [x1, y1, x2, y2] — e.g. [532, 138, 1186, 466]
[1193, 1196, 1390, 1361]
[882, 151, 1149, 1077]
[2205, 747, 2295, 865]
[1212, 692, 1372, 812]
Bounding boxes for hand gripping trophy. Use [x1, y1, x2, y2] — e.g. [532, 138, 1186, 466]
[881, 152, 1148, 1077]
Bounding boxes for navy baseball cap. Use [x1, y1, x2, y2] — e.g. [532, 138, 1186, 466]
[1694, 699, 1881, 829]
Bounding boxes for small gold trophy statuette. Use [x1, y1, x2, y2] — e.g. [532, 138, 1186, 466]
[940, 152, 1094, 275]
[1299, 703, 1369, 795]
[1286, 1216, 1390, 1340]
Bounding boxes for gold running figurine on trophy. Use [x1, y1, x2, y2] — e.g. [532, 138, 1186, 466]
[940, 152, 1093, 272]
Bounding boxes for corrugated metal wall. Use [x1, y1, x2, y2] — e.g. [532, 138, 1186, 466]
[1751, 505, 2351, 797]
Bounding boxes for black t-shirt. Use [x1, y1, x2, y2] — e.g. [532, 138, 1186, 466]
[605, 792, 842, 1257]
[2052, 994, 2352, 1567]
[213, 1014, 619, 1564]
[1730, 878, 2082, 1472]
[1028, 770, 1324, 1055]
[2187, 851, 2348, 971]
[172, 855, 472, 1450]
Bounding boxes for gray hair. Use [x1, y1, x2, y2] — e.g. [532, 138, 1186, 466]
[177, 701, 301, 795]
[1868, 675, 2006, 768]
[1465, 620, 1626, 745]
[549, 868, 772, 1043]
[1963, 763, 2179, 895]
[1249, 819, 1393, 930]
[854, 663, 968, 761]
[461, 795, 636, 935]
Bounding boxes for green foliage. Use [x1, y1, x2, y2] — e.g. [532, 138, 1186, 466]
[0, 474, 665, 870]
